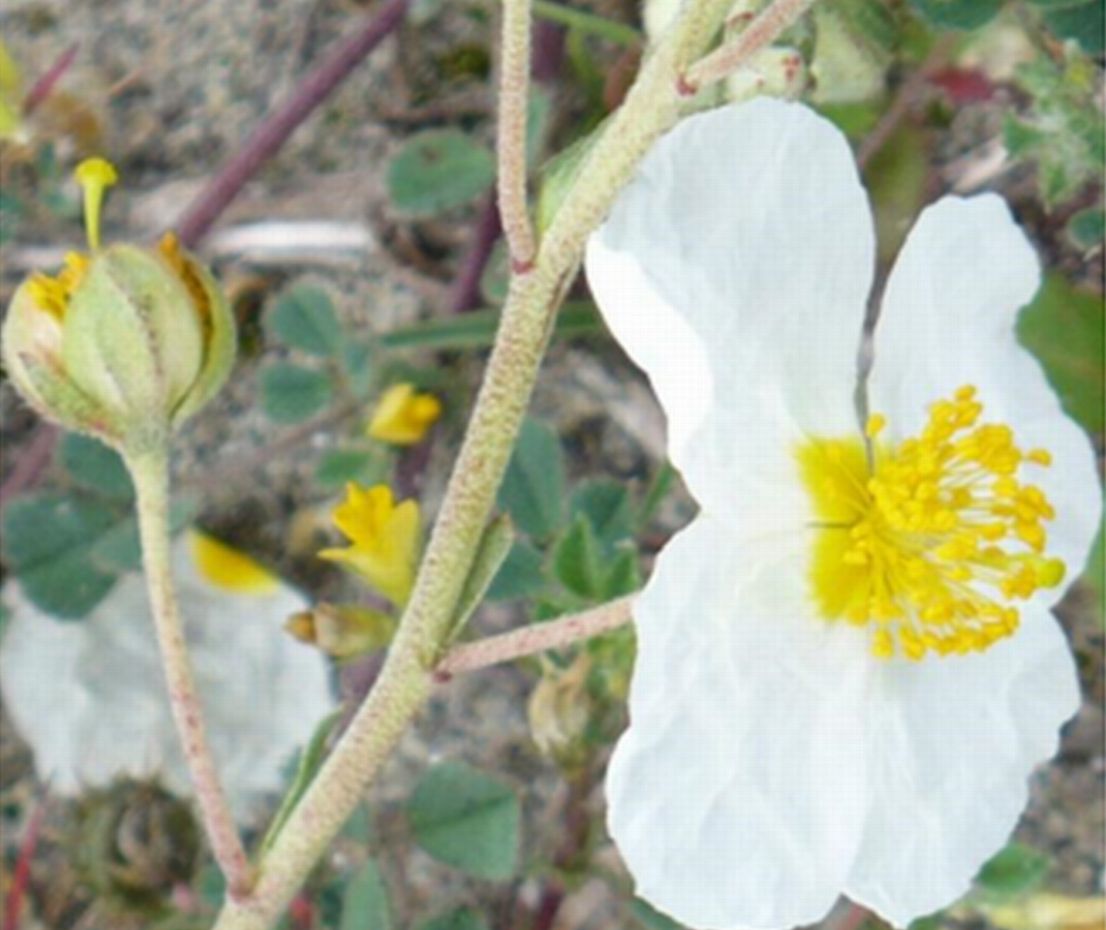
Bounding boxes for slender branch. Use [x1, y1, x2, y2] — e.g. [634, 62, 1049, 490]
[22, 43, 79, 116]
[128, 450, 253, 897]
[856, 37, 953, 170]
[680, 0, 816, 94]
[211, 0, 733, 925]
[436, 596, 634, 677]
[173, 0, 409, 247]
[496, 0, 537, 270]
[0, 423, 57, 508]
[448, 194, 502, 314]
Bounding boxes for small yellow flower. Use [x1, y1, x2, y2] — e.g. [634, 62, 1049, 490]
[367, 383, 442, 446]
[318, 483, 420, 606]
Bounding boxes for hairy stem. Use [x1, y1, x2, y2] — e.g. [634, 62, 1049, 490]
[128, 450, 253, 896]
[681, 0, 815, 92]
[211, 1, 738, 926]
[496, 0, 537, 269]
[436, 596, 635, 677]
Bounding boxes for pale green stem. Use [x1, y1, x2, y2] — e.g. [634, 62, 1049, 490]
[497, 0, 536, 268]
[681, 0, 816, 92]
[128, 449, 253, 897]
[210, 0, 817, 925]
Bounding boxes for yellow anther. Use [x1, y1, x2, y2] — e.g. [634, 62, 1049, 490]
[800, 384, 1064, 664]
[74, 157, 118, 250]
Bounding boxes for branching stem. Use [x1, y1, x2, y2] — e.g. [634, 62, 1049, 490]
[680, 0, 815, 93]
[128, 450, 253, 897]
[436, 596, 635, 677]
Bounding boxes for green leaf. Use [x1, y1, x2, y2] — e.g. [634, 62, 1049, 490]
[263, 712, 340, 851]
[570, 480, 634, 552]
[381, 303, 603, 352]
[1018, 272, 1104, 435]
[867, 125, 930, 264]
[527, 87, 553, 166]
[408, 761, 520, 880]
[315, 449, 382, 490]
[552, 516, 603, 599]
[538, 126, 603, 233]
[342, 341, 375, 397]
[342, 803, 376, 844]
[531, 0, 641, 45]
[418, 909, 491, 930]
[1028, 0, 1105, 54]
[387, 130, 495, 216]
[267, 283, 344, 357]
[260, 363, 333, 424]
[451, 515, 516, 639]
[602, 545, 641, 599]
[1082, 525, 1103, 626]
[486, 540, 546, 601]
[631, 898, 686, 930]
[340, 860, 392, 930]
[975, 842, 1051, 899]
[907, 0, 1003, 30]
[498, 417, 566, 541]
[59, 433, 133, 500]
[479, 242, 511, 307]
[1067, 206, 1104, 251]
[2, 492, 120, 618]
[90, 497, 196, 572]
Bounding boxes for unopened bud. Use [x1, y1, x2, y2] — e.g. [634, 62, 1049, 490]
[527, 654, 593, 770]
[2, 160, 235, 453]
[285, 602, 397, 659]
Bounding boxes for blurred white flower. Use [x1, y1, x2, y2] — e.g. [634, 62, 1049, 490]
[586, 98, 1100, 929]
[1, 531, 335, 824]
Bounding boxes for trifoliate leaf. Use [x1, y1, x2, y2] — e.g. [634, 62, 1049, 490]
[497, 417, 566, 541]
[267, 283, 344, 357]
[408, 761, 520, 880]
[387, 130, 495, 216]
[260, 363, 333, 424]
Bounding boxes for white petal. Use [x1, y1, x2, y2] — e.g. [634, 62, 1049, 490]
[846, 605, 1079, 925]
[607, 516, 872, 929]
[586, 98, 875, 528]
[868, 195, 1102, 584]
[0, 536, 336, 823]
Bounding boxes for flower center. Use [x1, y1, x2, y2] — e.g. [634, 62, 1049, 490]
[798, 385, 1064, 661]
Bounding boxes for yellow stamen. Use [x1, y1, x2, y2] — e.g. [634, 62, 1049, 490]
[74, 157, 118, 250]
[799, 385, 1064, 662]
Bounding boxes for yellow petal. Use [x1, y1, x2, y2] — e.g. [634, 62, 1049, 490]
[367, 383, 442, 445]
[190, 531, 280, 595]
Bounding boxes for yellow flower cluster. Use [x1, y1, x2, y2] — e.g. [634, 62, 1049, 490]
[319, 482, 420, 607]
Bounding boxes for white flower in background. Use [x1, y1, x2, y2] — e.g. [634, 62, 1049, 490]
[586, 98, 1100, 929]
[0, 531, 335, 824]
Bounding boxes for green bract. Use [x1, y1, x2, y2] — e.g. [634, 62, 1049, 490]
[2, 236, 235, 453]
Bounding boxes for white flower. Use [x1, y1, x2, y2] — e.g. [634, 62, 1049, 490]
[0, 532, 335, 823]
[585, 98, 1101, 930]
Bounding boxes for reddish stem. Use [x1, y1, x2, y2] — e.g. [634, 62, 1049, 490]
[22, 43, 79, 116]
[2, 793, 49, 930]
[174, 0, 410, 247]
[0, 424, 58, 509]
[448, 194, 502, 314]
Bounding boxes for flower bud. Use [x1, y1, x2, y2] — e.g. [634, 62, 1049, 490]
[1, 159, 235, 453]
[285, 602, 397, 659]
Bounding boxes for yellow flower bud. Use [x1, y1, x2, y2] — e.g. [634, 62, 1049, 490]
[1, 160, 235, 453]
[367, 383, 442, 446]
[284, 602, 397, 659]
[317, 483, 421, 607]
